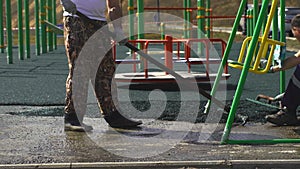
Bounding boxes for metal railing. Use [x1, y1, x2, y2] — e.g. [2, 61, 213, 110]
[0, 0, 59, 64]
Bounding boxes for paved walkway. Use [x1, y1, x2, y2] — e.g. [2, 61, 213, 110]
[0, 45, 300, 168]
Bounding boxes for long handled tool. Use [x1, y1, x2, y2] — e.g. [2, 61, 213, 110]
[124, 42, 231, 113]
[246, 93, 284, 110]
[76, 11, 231, 113]
[125, 43, 251, 125]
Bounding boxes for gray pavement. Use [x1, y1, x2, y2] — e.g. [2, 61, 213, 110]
[1, 45, 300, 168]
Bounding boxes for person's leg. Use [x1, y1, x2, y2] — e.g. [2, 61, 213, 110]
[94, 50, 142, 128]
[281, 65, 300, 112]
[63, 17, 92, 131]
[266, 65, 300, 126]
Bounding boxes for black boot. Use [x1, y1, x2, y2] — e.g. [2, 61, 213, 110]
[64, 113, 93, 132]
[265, 107, 299, 126]
[104, 111, 142, 128]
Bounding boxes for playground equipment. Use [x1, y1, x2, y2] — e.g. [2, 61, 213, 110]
[228, 36, 284, 74]
[3, 0, 295, 144]
[72, 9, 233, 116]
[124, 41, 231, 112]
[128, 0, 210, 39]
[246, 93, 285, 110]
[114, 36, 230, 83]
[204, 0, 300, 144]
[114, 0, 230, 83]
[0, 0, 59, 64]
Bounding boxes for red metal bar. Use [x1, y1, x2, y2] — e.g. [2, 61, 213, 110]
[113, 38, 229, 82]
[132, 41, 137, 72]
[144, 41, 149, 78]
[164, 36, 173, 74]
[209, 38, 228, 74]
[185, 41, 191, 73]
[205, 41, 210, 77]
[134, 7, 198, 11]
[112, 42, 117, 61]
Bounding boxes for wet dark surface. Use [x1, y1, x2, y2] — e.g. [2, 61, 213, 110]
[1, 113, 300, 165]
[1, 45, 300, 166]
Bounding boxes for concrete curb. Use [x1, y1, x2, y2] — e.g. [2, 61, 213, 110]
[1, 160, 300, 169]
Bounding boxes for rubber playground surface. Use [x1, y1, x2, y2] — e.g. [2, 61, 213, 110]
[0, 44, 300, 168]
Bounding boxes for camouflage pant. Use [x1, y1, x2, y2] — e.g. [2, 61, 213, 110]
[63, 16, 118, 122]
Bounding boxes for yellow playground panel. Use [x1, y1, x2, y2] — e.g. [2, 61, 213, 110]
[228, 36, 285, 74]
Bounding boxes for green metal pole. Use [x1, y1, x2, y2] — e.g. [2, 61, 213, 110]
[52, 0, 57, 50]
[253, 0, 259, 27]
[227, 139, 300, 144]
[272, 6, 279, 40]
[137, 0, 144, 40]
[205, 0, 247, 114]
[246, 10, 251, 36]
[262, 12, 267, 35]
[35, 0, 40, 55]
[128, 0, 134, 40]
[253, 0, 259, 57]
[47, 0, 53, 52]
[128, 0, 135, 71]
[25, 0, 31, 58]
[221, 0, 271, 144]
[246, 10, 249, 36]
[17, 0, 24, 60]
[160, 22, 165, 40]
[197, 0, 205, 37]
[187, 0, 191, 38]
[40, 0, 47, 53]
[197, 0, 204, 54]
[205, 0, 211, 38]
[6, 0, 13, 64]
[279, 0, 286, 93]
[0, 0, 4, 53]
[183, 0, 188, 38]
[249, 9, 254, 35]
[222, 0, 298, 145]
[137, 0, 144, 70]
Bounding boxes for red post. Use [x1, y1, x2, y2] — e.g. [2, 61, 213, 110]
[185, 40, 191, 73]
[144, 42, 149, 78]
[164, 35, 173, 74]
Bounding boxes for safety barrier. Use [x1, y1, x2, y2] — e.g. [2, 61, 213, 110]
[113, 35, 229, 83]
[0, 0, 59, 64]
[128, 0, 212, 40]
